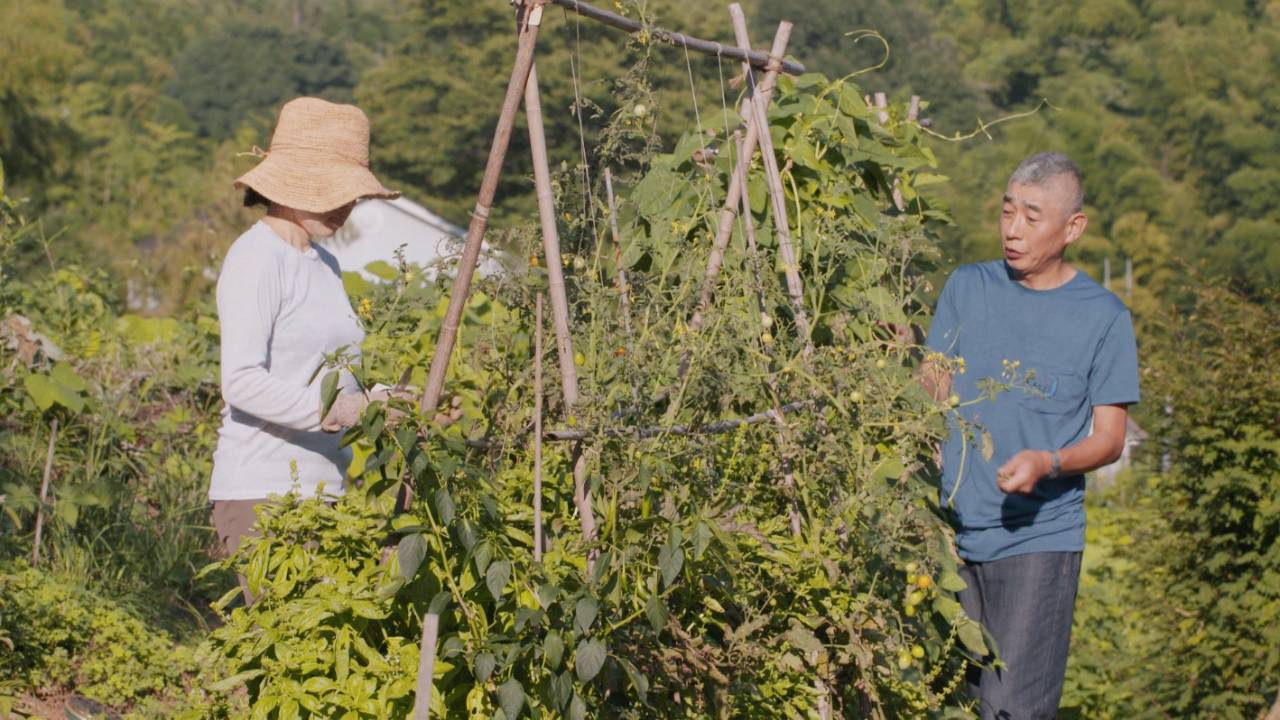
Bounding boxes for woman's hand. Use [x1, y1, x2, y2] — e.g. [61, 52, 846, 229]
[321, 387, 464, 433]
[319, 388, 410, 432]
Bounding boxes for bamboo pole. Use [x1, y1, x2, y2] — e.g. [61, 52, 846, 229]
[525, 62, 581, 407]
[684, 22, 792, 349]
[524, 51, 597, 553]
[30, 417, 57, 566]
[729, 7, 812, 355]
[533, 294, 545, 562]
[419, 1, 548, 416]
[548, 0, 806, 75]
[412, 612, 440, 720]
[735, 132, 768, 319]
[735, 132, 802, 538]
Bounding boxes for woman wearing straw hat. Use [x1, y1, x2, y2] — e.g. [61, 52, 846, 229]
[208, 97, 400, 568]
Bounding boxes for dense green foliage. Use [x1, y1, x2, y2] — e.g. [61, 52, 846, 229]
[2, 0, 1279, 716]
[1063, 285, 1280, 718]
[0, 562, 197, 712]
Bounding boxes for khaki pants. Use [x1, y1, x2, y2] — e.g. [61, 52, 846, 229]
[210, 499, 268, 604]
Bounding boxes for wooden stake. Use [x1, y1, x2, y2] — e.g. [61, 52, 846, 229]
[548, 0, 807, 75]
[533, 294, 544, 562]
[729, 8, 812, 354]
[872, 92, 906, 211]
[524, 51, 598, 555]
[30, 417, 57, 566]
[735, 132, 802, 538]
[525, 61, 581, 407]
[685, 22, 792, 349]
[412, 612, 440, 720]
[734, 132, 767, 317]
[420, 1, 548, 416]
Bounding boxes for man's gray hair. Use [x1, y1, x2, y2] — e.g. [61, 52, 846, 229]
[1009, 152, 1085, 213]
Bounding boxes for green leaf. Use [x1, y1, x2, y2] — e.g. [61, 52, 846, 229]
[551, 671, 573, 710]
[434, 487, 455, 525]
[320, 371, 339, 417]
[569, 694, 587, 720]
[342, 271, 371, 296]
[23, 374, 56, 411]
[957, 617, 989, 656]
[932, 593, 961, 621]
[397, 533, 427, 582]
[364, 260, 399, 281]
[486, 559, 511, 599]
[497, 678, 524, 719]
[872, 457, 905, 482]
[693, 521, 712, 560]
[207, 668, 266, 692]
[574, 638, 606, 682]
[658, 528, 683, 588]
[645, 593, 667, 633]
[574, 597, 598, 635]
[938, 570, 968, 592]
[50, 362, 87, 392]
[474, 652, 496, 681]
[617, 657, 649, 703]
[543, 632, 564, 669]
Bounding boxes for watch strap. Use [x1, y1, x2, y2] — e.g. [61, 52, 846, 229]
[1048, 449, 1062, 479]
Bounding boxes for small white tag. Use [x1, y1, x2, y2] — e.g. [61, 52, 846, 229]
[528, 4, 544, 26]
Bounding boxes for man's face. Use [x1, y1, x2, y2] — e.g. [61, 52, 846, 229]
[1000, 176, 1086, 277]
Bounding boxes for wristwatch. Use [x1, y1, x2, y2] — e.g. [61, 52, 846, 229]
[1048, 449, 1062, 479]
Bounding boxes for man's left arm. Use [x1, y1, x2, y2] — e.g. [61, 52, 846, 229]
[996, 405, 1129, 494]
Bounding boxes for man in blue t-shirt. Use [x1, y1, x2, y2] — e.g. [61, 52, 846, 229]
[923, 152, 1140, 718]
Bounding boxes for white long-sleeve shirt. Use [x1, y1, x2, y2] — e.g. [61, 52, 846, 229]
[209, 221, 364, 500]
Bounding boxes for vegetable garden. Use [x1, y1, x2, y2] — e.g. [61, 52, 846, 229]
[6, 1, 1277, 718]
[190, 3, 994, 717]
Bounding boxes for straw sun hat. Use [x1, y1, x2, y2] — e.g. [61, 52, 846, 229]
[234, 97, 399, 213]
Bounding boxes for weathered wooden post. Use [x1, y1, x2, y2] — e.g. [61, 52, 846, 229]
[524, 57, 598, 555]
[684, 22, 793, 371]
[419, 0, 549, 416]
[729, 5, 812, 354]
[533, 293, 545, 562]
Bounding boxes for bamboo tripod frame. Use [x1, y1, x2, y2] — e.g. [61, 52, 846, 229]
[412, 0, 810, 518]
[410, 2, 814, 713]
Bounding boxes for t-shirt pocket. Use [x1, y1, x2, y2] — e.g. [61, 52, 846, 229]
[1016, 361, 1088, 417]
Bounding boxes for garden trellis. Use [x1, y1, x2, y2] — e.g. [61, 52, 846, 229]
[201, 0, 972, 710]
[408, 0, 833, 714]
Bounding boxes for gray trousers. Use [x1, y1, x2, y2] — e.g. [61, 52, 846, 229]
[958, 551, 1082, 719]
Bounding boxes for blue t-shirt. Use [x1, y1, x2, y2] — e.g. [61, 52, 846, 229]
[926, 261, 1140, 562]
